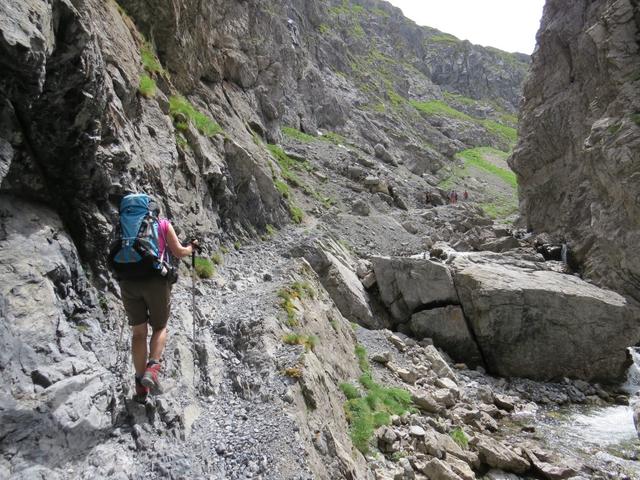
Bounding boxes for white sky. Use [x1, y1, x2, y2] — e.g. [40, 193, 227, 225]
[385, 0, 545, 54]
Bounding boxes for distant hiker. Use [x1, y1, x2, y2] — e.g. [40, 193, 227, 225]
[453, 191, 459, 204]
[108, 193, 198, 403]
[448, 190, 454, 204]
[425, 191, 432, 205]
[463, 190, 469, 201]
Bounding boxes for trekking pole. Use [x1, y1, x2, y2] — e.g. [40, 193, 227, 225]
[191, 249, 197, 365]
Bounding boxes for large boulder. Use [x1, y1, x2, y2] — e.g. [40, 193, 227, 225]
[453, 256, 640, 382]
[293, 238, 386, 329]
[409, 306, 483, 367]
[372, 256, 459, 323]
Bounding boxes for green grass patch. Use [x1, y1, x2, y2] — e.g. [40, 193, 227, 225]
[267, 144, 303, 186]
[194, 257, 215, 279]
[443, 91, 478, 106]
[355, 344, 370, 373]
[211, 252, 223, 266]
[138, 75, 156, 98]
[456, 147, 517, 188]
[343, 373, 414, 453]
[318, 23, 331, 34]
[410, 100, 473, 122]
[289, 204, 304, 224]
[352, 23, 365, 38]
[429, 33, 460, 44]
[632, 113, 640, 126]
[283, 333, 317, 351]
[141, 42, 164, 74]
[233, 241, 241, 250]
[449, 427, 469, 449]
[340, 383, 361, 400]
[481, 119, 518, 145]
[274, 179, 290, 198]
[480, 200, 518, 219]
[320, 131, 348, 145]
[281, 127, 317, 143]
[169, 95, 222, 137]
[265, 224, 277, 237]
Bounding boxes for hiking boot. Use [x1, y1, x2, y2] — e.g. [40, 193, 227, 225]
[141, 362, 162, 394]
[134, 377, 149, 404]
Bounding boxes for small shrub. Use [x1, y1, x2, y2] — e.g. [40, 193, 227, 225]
[283, 367, 303, 378]
[233, 241, 241, 250]
[291, 280, 315, 299]
[194, 257, 215, 278]
[211, 252, 223, 265]
[318, 23, 330, 34]
[277, 288, 299, 326]
[169, 95, 222, 137]
[220, 245, 230, 254]
[283, 333, 317, 351]
[449, 427, 469, 449]
[138, 75, 156, 97]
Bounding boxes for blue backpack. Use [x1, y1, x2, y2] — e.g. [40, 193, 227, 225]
[108, 194, 172, 281]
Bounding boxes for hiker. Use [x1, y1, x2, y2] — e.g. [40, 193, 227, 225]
[453, 191, 459, 204]
[109, 193, 198, 402]
[425, 191, 432, 205]
[463, 190, 469, 201]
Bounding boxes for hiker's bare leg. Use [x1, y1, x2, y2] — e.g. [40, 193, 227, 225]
[132, 323, 148, 375]
[149, 327, 167, 362]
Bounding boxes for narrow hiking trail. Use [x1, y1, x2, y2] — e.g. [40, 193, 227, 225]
[124, 224, 318, 480]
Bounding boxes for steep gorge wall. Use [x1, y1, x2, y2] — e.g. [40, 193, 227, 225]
[509, 0, 640, 302]
[1, 0, 530, 283]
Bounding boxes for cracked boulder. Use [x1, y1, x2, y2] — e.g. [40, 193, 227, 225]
[371, 256, 459, 323]
[409, 305, 483, 367]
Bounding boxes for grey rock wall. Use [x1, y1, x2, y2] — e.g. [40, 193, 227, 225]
[509, 0, 640, 302]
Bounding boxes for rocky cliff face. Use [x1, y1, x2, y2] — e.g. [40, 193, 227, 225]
[8, 0, 639, 479]
[509, 0, 640, 303]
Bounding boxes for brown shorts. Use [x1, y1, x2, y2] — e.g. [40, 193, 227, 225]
[120, 277, 172, 329]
